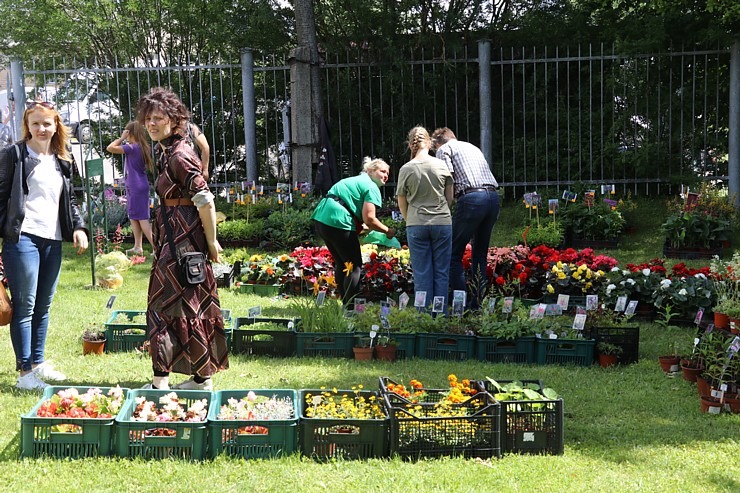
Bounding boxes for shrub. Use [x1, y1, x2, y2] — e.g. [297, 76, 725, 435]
[263, 208, 315, 251]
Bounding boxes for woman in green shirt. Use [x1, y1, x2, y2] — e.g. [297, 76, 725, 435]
[311, 158, 395, 307]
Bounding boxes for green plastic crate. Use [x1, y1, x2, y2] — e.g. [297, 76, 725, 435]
[104, 310, 147, 352]
[299, 389, 389, 460]
[114, 389, 211, 460]
[476, 336, 537, 363]
[535, 337, 595, 366]
[21, 386, 127, 458]
[239, 283, 282, 297]
[414, 333, 476, 361]
[232, 317, 297, 356]
[207, 389, 298, 459]
[295, 332, 355, 358]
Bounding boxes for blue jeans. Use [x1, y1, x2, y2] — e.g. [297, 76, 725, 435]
[2, 233, 62, 372]
[450, 190, 500, 309]
[407, 224, 452, 312]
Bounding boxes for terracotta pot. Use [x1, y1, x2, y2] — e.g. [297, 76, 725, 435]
[723, 394, 740, 414]
[598, 353, 619, 368]
[352, 346, 374, 361]
[83, 339, 106, 355]
[713, 311, 730, 330]
[700, 395, 723, 414]
[658, 355, 680, 373]
[680, 361, 704, 382]
[696, 375, 712, 396]
[375, 345, 397, 362]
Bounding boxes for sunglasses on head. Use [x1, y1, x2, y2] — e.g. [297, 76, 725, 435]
[26, 101, 55, 110]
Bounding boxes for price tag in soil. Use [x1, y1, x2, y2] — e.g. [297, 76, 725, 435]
[615, 296, 627, 312]
[452, 290, 466, 316]
[398, 292, 409, 310]
[573, 313, 587, 331]
[557, 294, 570, 311]
[315, 291, 326, 306]
[414, 291, 427, 308]
[369, 327, 377, 339]
[586, 295, 598, 310]
[694, 308, 703, 325]
[432, 296, 445, 313]
[487, 297, 497, 314]
[248, 305, 261, 318]
[502, 297, 514, 313]
[106, 295, 116, 309]
[625, 300, 638, 316]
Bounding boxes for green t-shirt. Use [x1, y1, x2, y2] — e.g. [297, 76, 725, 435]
[311, 173, 382, 230]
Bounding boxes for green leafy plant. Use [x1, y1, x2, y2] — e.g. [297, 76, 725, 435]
[519, 221, 565, 248]
[263, 208, 315, 251]
[82, 326, 106, 342]
[290, 297, 351, 333]
[597, 342, 623, 356]
[561, 202, 626, 241]
[217, 218, 265, 243]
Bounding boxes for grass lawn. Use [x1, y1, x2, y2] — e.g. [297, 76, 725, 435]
[0, 198, 738, 493]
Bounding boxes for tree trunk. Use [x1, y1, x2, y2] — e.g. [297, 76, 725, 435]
[290, 0, 323, 185]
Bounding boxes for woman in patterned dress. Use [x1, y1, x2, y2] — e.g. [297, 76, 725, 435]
[136, 87, 227, 390]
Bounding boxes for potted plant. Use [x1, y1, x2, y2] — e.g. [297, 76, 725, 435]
[517, 221, 565, 248]
[82, 326, 107, 355]
[352, 336, 374, 360]
[375, 334, 397, 362]
[596, 342, 623, 368]
[560, 200, 626, 247]
[658, 342, 680, 374]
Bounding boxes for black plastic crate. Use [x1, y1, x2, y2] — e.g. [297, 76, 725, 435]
[584, 326, 640, 364]
[231, 317, 297, 357]
[382, 390, 501, 460]
[475, 379, 563, 455]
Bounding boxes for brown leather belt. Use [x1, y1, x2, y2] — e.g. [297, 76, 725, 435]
[162, 197, 194, 207]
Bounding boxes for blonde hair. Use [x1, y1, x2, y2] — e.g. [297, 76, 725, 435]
[124, 120, 154, 173]
[22, 105, 71, 162]
[407, 126, 430, 156]
[362, 156, 389, 174]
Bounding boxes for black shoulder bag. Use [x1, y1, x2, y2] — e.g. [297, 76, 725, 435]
[160, 201, 207, 285]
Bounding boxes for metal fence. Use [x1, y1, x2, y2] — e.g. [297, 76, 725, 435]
[7, 42, 731, 197]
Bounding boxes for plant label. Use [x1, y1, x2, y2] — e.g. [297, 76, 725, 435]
[545, 304, 562, 316]
[705, 323, 714, 334]
[248, 306, 261, 318]
[711, 389, 724, 399]
[625, 300, 638, 316]
[369, 329, 377, 339]
[719, 383, 728, 392]
[414, 291, 427, 308]
[573, 313, 587, 331]
[398, 292, 409, 310]
[557, 294, 570, 310]
[548, 333, 558, 339]
[452, 290, 466, 316]
[106, 295, 116, 309]
[708, 405, 721, 415]
[487, 297, 497, 313]
[729, 337, 740, 355]
[386, 296, 397, 307]
[354, 298, 366, 314]
[694, 308, 703, 325]
[315, 291, 326, 306]
[503, 297, 514, 313]
[312, 395, 322, 406]
[287, 321, 294, 330]
[432, 296, 445, 313]
[615, 296, 627, 312]
[536, 303, 547, 319]
[586, 295, 598, 311]
[380, 301, 391, 317]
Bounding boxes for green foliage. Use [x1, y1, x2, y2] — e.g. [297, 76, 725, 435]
[660, 212, 731, 249]
[561, 202, 626, 241]
[519, 221, 565, 248]
[263, 208, 315, 251]
[289, 297, 351, 333]
[217, 218, 265, 242]
[380, 217, 407, 246]
[597, 342, 623, 356]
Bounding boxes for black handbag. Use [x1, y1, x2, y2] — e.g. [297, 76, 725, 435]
[160, 201, 207, 286]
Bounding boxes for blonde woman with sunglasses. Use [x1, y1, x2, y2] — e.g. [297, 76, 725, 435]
[0, 100, 89, 390]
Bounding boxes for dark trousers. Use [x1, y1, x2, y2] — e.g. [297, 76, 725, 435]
[313, 221, 362, 306]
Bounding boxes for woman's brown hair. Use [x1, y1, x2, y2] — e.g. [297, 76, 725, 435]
[135, 87, 191, 135]
[125, 120, 153, 173]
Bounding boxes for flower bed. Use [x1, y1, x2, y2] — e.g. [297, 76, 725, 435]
[208, 390, 298, 459]
[114, 390, 210, 460]
[21, 386, 126, 458]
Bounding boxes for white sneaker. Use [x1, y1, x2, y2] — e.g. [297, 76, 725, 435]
[141, 383, 170, 390]
[33, 362, 66, 382]
[17, 372, 50, 391]
[172, 377, 213, 391]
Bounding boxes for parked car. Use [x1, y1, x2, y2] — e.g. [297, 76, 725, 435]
[55, 73, 120, 144]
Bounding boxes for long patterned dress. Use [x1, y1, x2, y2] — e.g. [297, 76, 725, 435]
[146, 133, 228, 377]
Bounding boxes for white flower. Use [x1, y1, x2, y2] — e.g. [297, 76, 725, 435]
[642, 268, 651, 276]
[694, 273, 706, 280]
[611, 267, 620, 272]
[606, 284, 616, 294]
[678, 288, 688, 296]
[660, 279, 672, 289]
[626, 279, 636, 286]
